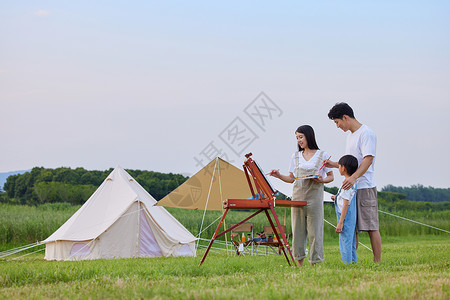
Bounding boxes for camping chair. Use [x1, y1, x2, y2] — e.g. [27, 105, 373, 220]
[230, 223, 254, 256]
[256, 225, 289, 255]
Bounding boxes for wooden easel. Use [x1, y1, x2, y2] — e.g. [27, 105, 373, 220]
[199, 153, 306, 267]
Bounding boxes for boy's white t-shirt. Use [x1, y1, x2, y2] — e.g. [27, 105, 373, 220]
[346, 124, 377, 189]
[336, 185, 357, 213]
[288, 150, 331, 178]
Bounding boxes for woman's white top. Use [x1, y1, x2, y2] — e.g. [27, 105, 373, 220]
[288, 150, 331, 179]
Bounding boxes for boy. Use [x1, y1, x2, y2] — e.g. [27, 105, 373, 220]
[332, 155, 358, 263]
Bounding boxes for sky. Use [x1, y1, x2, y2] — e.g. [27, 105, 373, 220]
[1, 1, 449, 190]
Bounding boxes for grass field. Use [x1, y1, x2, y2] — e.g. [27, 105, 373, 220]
[1, 202, 449, 299]
[0, 236, 448, 299]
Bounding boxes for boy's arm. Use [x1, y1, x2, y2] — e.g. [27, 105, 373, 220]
[336, 199, 349, 233]
[342, 155, 374, 190]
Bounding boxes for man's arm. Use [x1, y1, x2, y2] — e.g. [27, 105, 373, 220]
[342, 155, 374, 190]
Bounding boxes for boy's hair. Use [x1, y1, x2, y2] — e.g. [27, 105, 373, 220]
[328, 102, 355, 120]
[338, 155, 358, 176]
[295, 125, 319, 152]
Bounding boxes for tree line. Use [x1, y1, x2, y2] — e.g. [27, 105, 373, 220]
[1, 167, 448, 208]
[1, 167, 188, 206]
[381, 184, 450, 202]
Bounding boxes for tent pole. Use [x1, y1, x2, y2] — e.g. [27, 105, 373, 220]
[216, 158, 229, 255]
[197, 158, 218, 250]
[137, 201, 141, 257]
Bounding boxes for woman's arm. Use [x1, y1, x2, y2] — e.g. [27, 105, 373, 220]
[313, 170, 334, 184]
[269, 170, 295, 183]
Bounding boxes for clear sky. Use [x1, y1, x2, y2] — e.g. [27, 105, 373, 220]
[1, 1, 449, 189]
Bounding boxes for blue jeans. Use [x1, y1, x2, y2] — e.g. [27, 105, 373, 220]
[335, 197, 357, 263]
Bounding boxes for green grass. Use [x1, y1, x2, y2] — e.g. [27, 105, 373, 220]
[0, 236, 448, 299]
[0, 204, 450, 299]
[0, 202, 449, 299]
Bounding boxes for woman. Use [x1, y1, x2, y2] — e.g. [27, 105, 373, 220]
[269, 125, 334, 266]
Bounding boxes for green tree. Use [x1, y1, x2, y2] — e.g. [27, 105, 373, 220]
[34, 182, 52, 204]
[4, 167, 189, 205]
[382, 184, 450, 202]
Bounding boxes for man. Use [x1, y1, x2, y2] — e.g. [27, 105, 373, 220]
[325, 102, 381, 263]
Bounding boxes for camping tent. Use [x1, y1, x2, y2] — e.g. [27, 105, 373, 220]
[157, 157, 252, 211]
[157, 157, 334, 212]
[43, 166, 196, 261]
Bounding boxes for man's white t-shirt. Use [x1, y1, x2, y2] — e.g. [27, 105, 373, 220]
[346, 124, 377, 189]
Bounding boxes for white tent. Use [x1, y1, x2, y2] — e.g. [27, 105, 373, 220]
[43, 166, 197, 261]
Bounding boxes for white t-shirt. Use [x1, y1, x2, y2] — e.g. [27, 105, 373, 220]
[346, 124, 377, 189]
[288, 150, 331, 179]
[335, 185, 357, 213]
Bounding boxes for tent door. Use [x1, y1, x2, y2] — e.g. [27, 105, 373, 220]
[140, 210, 162, 256]
[70, 242, 92, 256]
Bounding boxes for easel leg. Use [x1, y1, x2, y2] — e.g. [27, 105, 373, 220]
[268, 205, 298, 267]
[199, 208, 229, 266]
[264, 209, 292, 266]
[199, 208, 264, 266]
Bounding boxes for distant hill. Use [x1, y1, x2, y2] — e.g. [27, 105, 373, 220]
[0, 170, 31, 192]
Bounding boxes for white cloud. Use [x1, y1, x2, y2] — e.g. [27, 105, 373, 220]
[34, 10, 51, 17]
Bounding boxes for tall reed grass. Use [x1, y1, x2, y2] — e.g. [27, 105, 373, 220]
[169, 203, 450, 243]
[0, 201, 448, 250]
[0, 203, 79, 248]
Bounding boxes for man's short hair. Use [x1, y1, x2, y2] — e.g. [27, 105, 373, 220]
[338, 155, 358, 176]
[328, 102, 355, 119]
